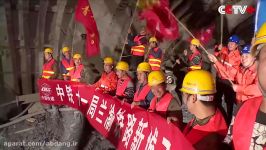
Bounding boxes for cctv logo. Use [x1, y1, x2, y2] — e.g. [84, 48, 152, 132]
[218, 5, 255, 14]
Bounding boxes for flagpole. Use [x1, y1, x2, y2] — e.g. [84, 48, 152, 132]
[166, 9, 209, 55]
[254, 0, 260, 38]
[72, 22, 77, 57]
[119, 0, 139, 61]
[220, 14, 224, 45]
[220, 0, 224, 45]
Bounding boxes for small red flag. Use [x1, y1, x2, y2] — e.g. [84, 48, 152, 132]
[139, 0, 179, 40]
[75, 0, 100, 57]
[188, 24, 215, 46]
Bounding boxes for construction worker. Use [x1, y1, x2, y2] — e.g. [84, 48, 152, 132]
[209, 45, 261, 104]
[59, 46, 74, 80]
[223, 23, 266, 150]
[131, 62, 154, 109]
[148, 37, 163, 71]
[115, 61, 135, 103]
[130, 28, 147, 71]
[69, 53, 84, 82]
[93, 57, 118, 95]
[208, 35, 241, 123]
[41, 47, 58, 79]
[181, 70, 228, 149]
[186, 39, 202, 68]
[148, 71, 183, 128]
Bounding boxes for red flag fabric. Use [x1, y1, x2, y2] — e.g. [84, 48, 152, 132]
[139, 0, 179, 40]
[75, 0, 100, 57]
[188, 24, 215, 46]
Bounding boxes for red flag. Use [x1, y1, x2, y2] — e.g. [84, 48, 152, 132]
[75, 0, 100, 57]
[188, 24, 215, 46]
[139, 0, 179, 40]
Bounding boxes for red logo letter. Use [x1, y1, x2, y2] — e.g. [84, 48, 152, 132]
[225, 5, 232, 14]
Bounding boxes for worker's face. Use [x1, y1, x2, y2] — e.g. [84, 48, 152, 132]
[241, 54, 255, 68]
[116, 70, 126, 79]
[190, 44, 197, 52]
[44, 52, 52, 61]
[74, 58, 81, 66]
[228, 42, 238, 51]
[104, 63, 113, 74]
[150, 42, 156, 48]
[137, 71, 147, 84]
[63, 51, 70, 59]
[182, 93, 195, 114]
[257, 46, 266, 96]
[151, 84, 166, 98]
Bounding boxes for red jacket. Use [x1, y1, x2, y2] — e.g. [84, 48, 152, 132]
[69, 64, 84, 82]
[93, 71, 117, 93]
[214, 47, 241, 80]
[183, 109, 228, 145]
[42, 58, 56, 79]
[233, 96, 264, 150]
[148, 47, 163, 71]
[133, 35, 146, 45]
[188, 49, 202, 66]
[133, 84, 151, 102]
[116, 75, 132, 97]
[61, 58, 74, 76]
[148, 93, 173, 117]
[234, 63, 261, 103]
[215, 62, 261, 103]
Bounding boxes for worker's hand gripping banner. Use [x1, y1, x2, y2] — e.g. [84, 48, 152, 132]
[38, 79, 194, 150]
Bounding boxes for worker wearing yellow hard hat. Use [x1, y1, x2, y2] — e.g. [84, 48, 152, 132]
[41, 47, 58, 79]
[176, 38, 203, 72]
[188, 38, 202, 67]
[131, 62, 154, 109]
[60, 46, 74, 80]
[221, 23, 266, 150]
[115, 61, 134, 103]
[147, 71, 182, 128]
[93, 57, 118, 95]
[148, 36, 163, 71]
[69, 53, 84, 82]
[180, 70, 227, 149]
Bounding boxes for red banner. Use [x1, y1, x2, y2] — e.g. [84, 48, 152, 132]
[38, 79, 194, 150]
[75, 0, 100, 57]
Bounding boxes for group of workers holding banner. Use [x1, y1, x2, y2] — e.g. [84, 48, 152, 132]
[40, 23, 266, 149]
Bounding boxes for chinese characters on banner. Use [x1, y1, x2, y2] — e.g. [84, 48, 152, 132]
[38, 79, 194, 150]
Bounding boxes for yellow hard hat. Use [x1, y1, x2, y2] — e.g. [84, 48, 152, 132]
[251, 23, 266, 56]
[104, 57, 114, 64]
[116, 61, 129, 71]
[149, 37, 157, 43]
[148, 71, 165, 86]
[44, 48, 53, 54]
[191, 38, 200, 47]
[73, 53, 81, 59]
[137, 62, 151, 72]
[180, 70, 216, 95]
[62, 46, 70, 53]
